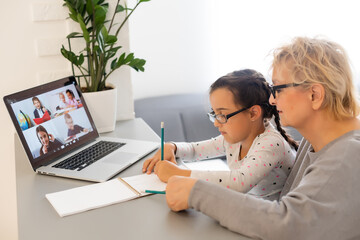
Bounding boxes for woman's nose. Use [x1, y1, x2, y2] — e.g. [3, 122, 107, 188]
[269, 93, 276, 106]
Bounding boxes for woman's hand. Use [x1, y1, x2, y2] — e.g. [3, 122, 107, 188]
[166, 176, 197, 212]
[142, 143, 177, 174]
[154, 161, 191, 182]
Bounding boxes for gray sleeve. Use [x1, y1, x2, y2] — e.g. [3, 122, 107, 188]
[188, 134, 360, 240]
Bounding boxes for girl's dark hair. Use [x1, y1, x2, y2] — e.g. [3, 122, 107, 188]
[66, 89, 75, 98]
[36, 125, 49, 144]
[210, 69, 298, 150]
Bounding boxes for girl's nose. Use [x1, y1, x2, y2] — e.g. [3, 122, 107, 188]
[213, 119, 220, 128]
[269, 93, 276, 106]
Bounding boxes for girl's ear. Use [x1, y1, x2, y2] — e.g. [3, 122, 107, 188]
[249, 105, 262, 121]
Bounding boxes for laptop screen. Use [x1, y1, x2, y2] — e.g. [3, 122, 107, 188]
[4, 76, 99, 170]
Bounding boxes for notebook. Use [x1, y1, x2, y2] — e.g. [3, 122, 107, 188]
[46, 173, 166, 217]
[3, 76, 159, 182]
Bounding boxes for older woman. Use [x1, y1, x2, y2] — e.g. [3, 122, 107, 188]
[164, 37, 360, 240]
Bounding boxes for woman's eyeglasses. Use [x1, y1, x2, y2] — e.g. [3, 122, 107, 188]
[207, 107, 249, 124]
[269, 83, 301, 98]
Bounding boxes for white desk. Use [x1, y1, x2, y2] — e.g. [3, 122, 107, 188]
[15, 118, 250, 240]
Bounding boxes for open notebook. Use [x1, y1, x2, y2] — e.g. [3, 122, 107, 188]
[46, 159, 229, 217]
[46, 173, 166, 217]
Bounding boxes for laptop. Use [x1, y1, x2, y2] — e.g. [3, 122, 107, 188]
[4, 76, 159, 182]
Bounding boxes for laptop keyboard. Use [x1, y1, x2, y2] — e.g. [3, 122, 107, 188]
[53, 141, 126, 171]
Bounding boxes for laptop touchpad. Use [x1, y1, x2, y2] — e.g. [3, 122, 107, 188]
[103, 151, 138, 164]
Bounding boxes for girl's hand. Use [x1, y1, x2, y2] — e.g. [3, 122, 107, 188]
[42, 107, 48, 113]
[42, 144, 48, 154]
[166, 176, 197, 212]
[48, 134, 55, 142]
[142, 143, 177, 174]
[154, 161, 191, 183]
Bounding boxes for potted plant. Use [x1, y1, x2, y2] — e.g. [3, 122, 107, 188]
[61, 0, 149, 132]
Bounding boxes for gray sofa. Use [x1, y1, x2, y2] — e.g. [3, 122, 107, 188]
[134, 93, 302, 143]
[134, 93, 219, 142]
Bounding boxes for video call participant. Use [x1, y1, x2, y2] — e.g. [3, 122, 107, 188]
[36, 125, 62, 156]
[64, 113, 88, 137]
[32, 96, 51, 118]
[66, 89, 79, 108]
[56, 92, 69, 110]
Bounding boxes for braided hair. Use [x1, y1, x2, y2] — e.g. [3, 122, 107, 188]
[210, 69, 298, 150]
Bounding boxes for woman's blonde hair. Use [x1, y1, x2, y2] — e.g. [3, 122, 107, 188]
[272, 36, 360, 119]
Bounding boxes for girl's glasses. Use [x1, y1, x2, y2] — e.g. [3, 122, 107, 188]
[269, 83, 301, 98]
[207, 107, 249, 124]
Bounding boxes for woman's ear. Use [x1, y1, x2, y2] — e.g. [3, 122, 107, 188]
[310, 84, 325, 110]
[249, 105, 262, 121]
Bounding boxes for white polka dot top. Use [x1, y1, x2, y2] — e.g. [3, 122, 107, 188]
[174, 123, 296, 199]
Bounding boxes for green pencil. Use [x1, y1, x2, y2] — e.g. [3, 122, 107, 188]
[145, 190, 166, 194]
[161, 121, 164, 161]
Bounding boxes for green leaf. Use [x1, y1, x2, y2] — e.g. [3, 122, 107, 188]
[106, 46, 122, 59]
[116, 52, 126, 67]
[110, 58, 118, 70]
[65, 2, 77, 17]
[105, 35, 117, 44]
[139, 0, 151, 2]
[77, 13, 90, 42]
[94, 5, 107, 27]
[93, 45, 100, 53]
[66, 32, 81, 38]
[108, 46, 122, 52]
[76, 0, 85, 16]
[86, 0, 99, 15]
[100, 3, 109, 9]
[77, 53, 85, 65]
[97, 30, 105, 53]
[75, 0, 82, 11]
[124, 53, 134, 64]
[61, 46, 81, 66]
[129, 58, 146, 72]
[69, 13, 78, 22]
[116, 4, 125, 13]
[100, 26, 108, 39]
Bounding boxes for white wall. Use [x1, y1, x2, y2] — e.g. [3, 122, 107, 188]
[1, 1, 33, 238]
[129, 0, 216, 99]
[129, 0, 360, 101]
[209, 0, 360, 84]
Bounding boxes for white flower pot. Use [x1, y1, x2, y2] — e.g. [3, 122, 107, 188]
[82, 84, 117, 133]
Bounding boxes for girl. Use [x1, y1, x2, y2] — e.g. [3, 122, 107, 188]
[143, 69, 298, 199]
[66, 89, 79, 108]
[57, 92, 69, 110]
[36, 125, 62, 156]
[32, 96, 51, 119]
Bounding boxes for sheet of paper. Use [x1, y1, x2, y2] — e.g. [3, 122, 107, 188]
[46, 179, 137, 217]
[182, 159, 230, 171]
[122, 173, 167, 193]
